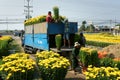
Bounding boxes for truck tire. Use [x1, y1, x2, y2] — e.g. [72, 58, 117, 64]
[32, 48, 37, 54]
[24, 45, 28, 53]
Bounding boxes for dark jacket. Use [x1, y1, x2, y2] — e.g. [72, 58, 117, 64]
[72, 47, 80, 57]
[78, 36, 86, 47]
[72, 47, 80, 69]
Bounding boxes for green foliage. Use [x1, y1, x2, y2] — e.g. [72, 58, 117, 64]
[0, 40, 9, 55]
[79, 21, 86, 32]
[0, 39, 22, 58]
[53, 6, 59, 22]
[99, 58, 120, 70]
[74, 34, 80, 43]
[0, 39, 14, 57]
[86, 24, 95, 32]
[0, 59, 2, 65]
[40, 66, 67, 80]
[79, 24, 86, 32]
[82, 21, 87, 24]
[55, 34, 62, 50]
[59, 16, 66, 21]
[79, 50, 88, 67]
[91, 50, 100, 66]
[100, 58, 115, 67]
[0, 36, 13, 57]
[86, 40, 113, 47]
[115, 61, 120, 70]
[53, 6, 66, 23]
[116, 24, 120, 27]
[79, 48, 99, 67]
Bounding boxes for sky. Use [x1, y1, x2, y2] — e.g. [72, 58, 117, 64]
[0, 0, 120, 30]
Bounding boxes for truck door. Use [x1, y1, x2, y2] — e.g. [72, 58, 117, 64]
[24, 25, 34, 47]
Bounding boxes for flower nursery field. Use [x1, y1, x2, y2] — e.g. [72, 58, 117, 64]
[1, 34, 120, 80]
[84, 33, 120, 44]
[84, 33, 120, 58]
[12, 35, 120, 80]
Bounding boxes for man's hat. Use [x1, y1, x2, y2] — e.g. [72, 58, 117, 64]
[74, 42, 80, 47]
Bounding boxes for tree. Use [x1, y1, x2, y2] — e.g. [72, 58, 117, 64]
[79, 21, 87, 32]
[86, 24, 95, 32]
[116, 24, 120, 30]
[82, 21, 87, 25]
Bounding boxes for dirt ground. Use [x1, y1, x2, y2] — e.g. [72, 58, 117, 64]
[101, 44, 120, 58]
[65, 71, 85, 80]
[13, 36, 86, 80]
[86, 44, 120, 58]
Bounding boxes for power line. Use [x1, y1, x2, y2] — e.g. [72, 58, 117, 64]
[0, 18, 25, 21]
[0, 21, 23, 24]
[0, 18, 24, 24]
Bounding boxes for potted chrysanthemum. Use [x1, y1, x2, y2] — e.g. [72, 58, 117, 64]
[55, 34, 62, 51]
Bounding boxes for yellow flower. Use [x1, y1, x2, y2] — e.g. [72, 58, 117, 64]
[0, 53, 36, 79]
[6, 73, 12, 80]
[86, 76, 90, 80]
[117, 77, 120, 80]
[22, 70, 25, 73]
[84, 33, 120, 44]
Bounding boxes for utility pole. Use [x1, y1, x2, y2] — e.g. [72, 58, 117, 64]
[6, 17, 8, 32]
[24, 0, 33, 19]
[110, 20, 112, 33]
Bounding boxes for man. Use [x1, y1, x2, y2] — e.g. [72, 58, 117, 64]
[63, 19, 70, 48]
[78, 32, 86, 47]
[72, 42, 81, 74]
[46, 11, 53, 22]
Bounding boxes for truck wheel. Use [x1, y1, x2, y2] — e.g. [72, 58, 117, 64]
[24, 46, 28, 53]
[21, 43, 24, 47]
[32, 48, 37, 54]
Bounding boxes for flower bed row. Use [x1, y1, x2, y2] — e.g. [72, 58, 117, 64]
[80, 47, 120, 67]
[80, 47, 120, 80]
[0, 51, 70, 80]
[79, 47, 99, 67]
[84, 33, 120, 47]
[0, 36, 13, 57]
[85, 65, 120, 80]
[0, 53, 36, 80]
[84, 33, 120, 44]
[36, 51, 70, 80]
[86, 40, 113, 47]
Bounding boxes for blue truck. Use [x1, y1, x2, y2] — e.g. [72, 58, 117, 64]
[23, 22, 78, 54]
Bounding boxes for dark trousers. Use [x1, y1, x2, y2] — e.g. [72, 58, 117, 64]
[72, 57, 79, 70]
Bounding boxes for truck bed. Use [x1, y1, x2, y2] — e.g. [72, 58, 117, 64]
[50, 46, 73, 53]
[50, 47, 73, 58]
